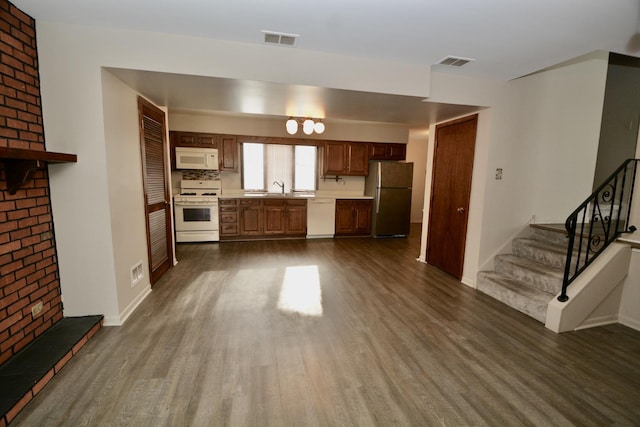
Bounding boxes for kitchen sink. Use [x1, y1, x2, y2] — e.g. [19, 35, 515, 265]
[243, 192, 315, 198]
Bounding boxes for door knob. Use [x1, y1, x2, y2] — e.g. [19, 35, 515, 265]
[457, 207, 465, 214]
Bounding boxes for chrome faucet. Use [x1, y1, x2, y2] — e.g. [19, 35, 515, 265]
[273, 180, 285, 194]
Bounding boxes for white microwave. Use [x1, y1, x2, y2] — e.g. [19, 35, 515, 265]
[175, 147, 219, 170]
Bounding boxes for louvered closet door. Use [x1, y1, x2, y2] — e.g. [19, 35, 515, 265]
[138, 97, 173, 285]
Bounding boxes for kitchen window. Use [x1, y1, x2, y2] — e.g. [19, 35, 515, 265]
[242, 143, 317, 192]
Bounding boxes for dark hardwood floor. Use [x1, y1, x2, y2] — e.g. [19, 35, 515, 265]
[12, 225, 640, 426]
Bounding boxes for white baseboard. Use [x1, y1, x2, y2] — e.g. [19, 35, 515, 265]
[461, 276, 476, 289]
[102, 285, 152, 326]
[102, 315, 122, 327]
[619, 314, 640, 332]
[119, 285, 152, 325]
[575, 314, 619, 330]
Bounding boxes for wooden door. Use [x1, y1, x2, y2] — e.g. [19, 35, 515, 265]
[138, 97, 173, 285]
[426, 115, 478, 279]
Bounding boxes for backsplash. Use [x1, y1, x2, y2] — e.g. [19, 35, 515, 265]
[181, 170, 220, 180]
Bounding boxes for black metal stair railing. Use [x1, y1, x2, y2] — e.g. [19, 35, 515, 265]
[559, 159, 639, 302]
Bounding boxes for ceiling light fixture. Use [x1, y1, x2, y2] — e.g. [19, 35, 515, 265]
[285, 117, 325, 135]
[303, 119, 315, 135]
[286, 117, 298, 134]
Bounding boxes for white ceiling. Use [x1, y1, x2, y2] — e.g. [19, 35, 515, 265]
[13, 0, 640, 129]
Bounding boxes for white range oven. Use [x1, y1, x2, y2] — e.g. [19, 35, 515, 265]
[174, 180, 221, 242]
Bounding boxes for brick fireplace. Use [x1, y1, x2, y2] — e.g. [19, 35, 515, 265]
[0, 0, 64, 367]
[0, 2, 104, 424]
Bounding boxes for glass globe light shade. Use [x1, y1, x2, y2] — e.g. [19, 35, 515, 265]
[286, 118, 298, 135]
[313, 121, 325, 134]
[303, 119, 315, 135]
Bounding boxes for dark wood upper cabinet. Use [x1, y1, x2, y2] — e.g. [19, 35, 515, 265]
[348, 143, 369, 175]
[369, 143, 407, 161]
[219, 135, 238, 172]
[323, 142, 347, 175]
[322, 141, 369, 176]
[170, 131, 237, 172]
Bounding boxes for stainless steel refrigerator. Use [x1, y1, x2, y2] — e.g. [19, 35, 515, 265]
[365, 161, 413, 237]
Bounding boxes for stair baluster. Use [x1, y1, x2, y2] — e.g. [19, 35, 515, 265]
[559, 159, 639, 302]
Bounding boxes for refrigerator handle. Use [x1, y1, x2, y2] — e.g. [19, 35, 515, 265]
[375, 190, 380, 214]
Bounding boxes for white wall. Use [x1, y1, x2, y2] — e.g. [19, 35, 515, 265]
[407, 129, 429, 223]
[419, 73, 511, 289]
[169, 111, 409, 144]
[617, 133, 640, 331]
[620, 249, 640, 330]
[420, 52, 609, 287]
[102, 70, 153, 324]
[509, 52, 609, 224]
[35, 22, 431, 322]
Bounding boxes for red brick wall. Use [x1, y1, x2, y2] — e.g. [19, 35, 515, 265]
[0, 0, 63, 367]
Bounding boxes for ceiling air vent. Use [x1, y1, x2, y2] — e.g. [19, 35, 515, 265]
[436, 56, 475, 67]
[262, 31, 299, 47]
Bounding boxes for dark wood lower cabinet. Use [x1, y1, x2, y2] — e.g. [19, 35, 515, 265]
[263, 200, 285, 235]
[335, 199, 372, 236]
[240, 200, 263, 236]
[285, 200, 307, 234]
[220, 198, 307, 240]
[219, 199, 239, 237]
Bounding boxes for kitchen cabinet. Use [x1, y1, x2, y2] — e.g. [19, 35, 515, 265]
[263, 199, 307, 235]
[220, 198, 307, 240]
[322, 141, 369, 176]
[219, 199, 239, 237]
[369, 143, 407, 161]
[219, 135, 238, 172]
[239, 199, 263, 236]
[284, 199, 307, 234]
[170, 131, 238, 172]
[263, 199, 285, 234]
[173, 132, 217, 146]
[335, 199, 372, 236]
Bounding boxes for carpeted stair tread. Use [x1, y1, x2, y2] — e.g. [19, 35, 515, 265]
[494, 254, 563, 294]
[477, 271, 554, 323]
[512, 238, 571, 269]
[529, 224, 569, 245]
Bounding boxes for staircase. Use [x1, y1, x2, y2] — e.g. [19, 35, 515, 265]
[477, 224, 569, 323]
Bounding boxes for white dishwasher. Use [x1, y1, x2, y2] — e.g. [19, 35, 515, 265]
[307, 198, 336, 238]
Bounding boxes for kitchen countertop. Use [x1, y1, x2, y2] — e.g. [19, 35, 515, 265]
[219, 191, 373, 200]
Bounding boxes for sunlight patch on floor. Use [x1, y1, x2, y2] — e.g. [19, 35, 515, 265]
[277, 265, 323, 316]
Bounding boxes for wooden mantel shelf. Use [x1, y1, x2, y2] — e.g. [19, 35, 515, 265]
[0, 147, 77, 194]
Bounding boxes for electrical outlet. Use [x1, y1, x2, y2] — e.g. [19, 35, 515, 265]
[495, 168, 503, 180]
[130, 261, 144, 287]
[31, 301, 43, 317]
